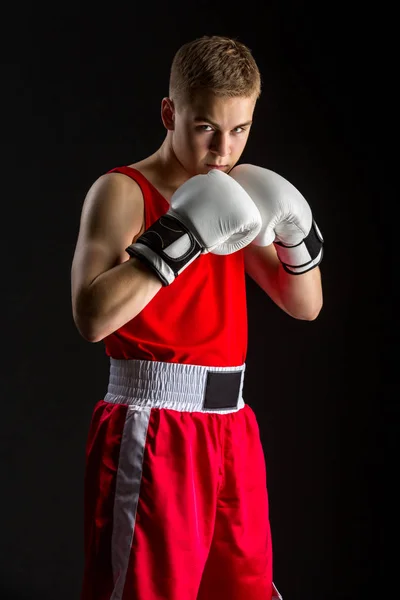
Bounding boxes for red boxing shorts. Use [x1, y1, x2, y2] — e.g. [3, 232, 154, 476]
[80, 358, 282, 600]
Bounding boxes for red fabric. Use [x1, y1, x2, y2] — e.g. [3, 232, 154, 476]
[102, 166, 248, 367]
[81, 401, 129, 598]
[81, 401, 273, 600]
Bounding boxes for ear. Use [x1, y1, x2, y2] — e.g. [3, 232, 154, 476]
[161, 97, 175, 130]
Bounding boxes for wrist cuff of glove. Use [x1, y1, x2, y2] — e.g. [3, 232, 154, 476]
[125, 214, 202, 286]
[274, 220, 324, 275]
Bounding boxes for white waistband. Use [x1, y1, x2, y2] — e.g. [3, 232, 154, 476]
[104, 358, 246, 413]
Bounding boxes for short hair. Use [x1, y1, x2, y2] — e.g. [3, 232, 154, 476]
[169, 35, 261, 108]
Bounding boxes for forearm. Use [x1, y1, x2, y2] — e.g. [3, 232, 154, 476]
[74, 258, 162, 343]
[277, 264, 323, 320]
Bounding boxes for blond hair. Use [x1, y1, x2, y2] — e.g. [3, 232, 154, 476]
[169, 35, 261, 107]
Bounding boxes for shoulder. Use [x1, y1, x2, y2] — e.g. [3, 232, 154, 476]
[77, 169, 146, 241]
[82, 169, 144, 215]
[94, 169, 142, 194]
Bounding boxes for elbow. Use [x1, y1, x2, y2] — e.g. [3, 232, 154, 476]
[82, 329, 103, 344]
[72, 308, 104, 344]
[72, 288, 109, 343]
[74, 318, 100, 343]
[297, 299, 323, 321]
[284, 296, 323, 321]
[296, 285, 324, 321]
[304, 308, 321, 321]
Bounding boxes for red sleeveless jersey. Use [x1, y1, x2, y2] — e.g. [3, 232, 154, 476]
[102, 166, 248, 367]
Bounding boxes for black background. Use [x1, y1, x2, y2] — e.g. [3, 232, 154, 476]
[1, 2, 395, 599]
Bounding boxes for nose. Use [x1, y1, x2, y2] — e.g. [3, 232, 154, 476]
[210, 132, 231, 159]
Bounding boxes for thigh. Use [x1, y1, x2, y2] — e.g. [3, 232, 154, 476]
[81, 400, 225, 600]
[123, 407, 224, 600]
[80, 400, 129, 600]
[197, 404, 273, 600]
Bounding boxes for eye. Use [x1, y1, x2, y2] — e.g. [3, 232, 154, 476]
[233, 127, 246, 134]
[196, 124, 213, 132]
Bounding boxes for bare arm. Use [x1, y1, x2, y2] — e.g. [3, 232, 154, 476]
[244, 243, 323, 320]
[71, 173, 162, 343]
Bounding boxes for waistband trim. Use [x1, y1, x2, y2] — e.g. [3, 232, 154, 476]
[104, 358, 246, 413]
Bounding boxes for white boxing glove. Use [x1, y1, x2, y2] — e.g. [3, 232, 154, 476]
[126, 169, 262, 285]
[229, 163, 324, 275]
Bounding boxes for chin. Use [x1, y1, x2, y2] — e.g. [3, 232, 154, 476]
[190, 165, 209, 176]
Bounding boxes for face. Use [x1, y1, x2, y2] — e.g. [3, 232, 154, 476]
[162, 90, 256, 176]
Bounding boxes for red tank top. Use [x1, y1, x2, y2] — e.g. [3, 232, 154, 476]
[102, 166, 248, 367]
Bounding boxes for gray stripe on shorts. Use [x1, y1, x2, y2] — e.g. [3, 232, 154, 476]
[110, 406, 151, 600]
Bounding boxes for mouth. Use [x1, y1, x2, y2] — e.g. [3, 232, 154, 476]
[206, 164, 229, 171]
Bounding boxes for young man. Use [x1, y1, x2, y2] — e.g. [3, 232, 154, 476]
[71, 35, 323, 600]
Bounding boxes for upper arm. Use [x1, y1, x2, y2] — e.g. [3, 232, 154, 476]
[244, 243, 323, 319]
[71, 172, 144, 318]
[243, 243, 290, 314]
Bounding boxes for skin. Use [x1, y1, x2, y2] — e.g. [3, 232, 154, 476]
[132, 90, 323, 321]
[71, 88, 322, 342]
[129, 90, 257, 206]
[159, 91, 256, 176]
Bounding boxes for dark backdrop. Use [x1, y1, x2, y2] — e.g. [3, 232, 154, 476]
[1, 3, 394, 599]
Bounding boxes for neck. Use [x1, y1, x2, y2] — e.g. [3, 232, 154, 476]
[152, 133, 192, 189]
